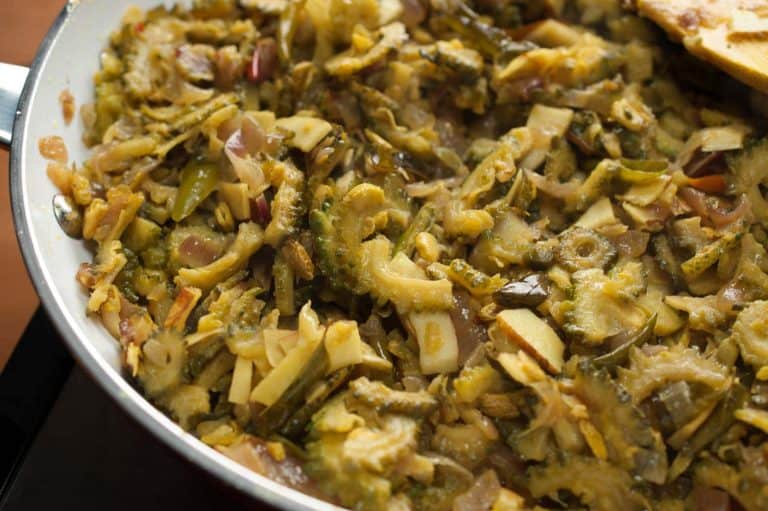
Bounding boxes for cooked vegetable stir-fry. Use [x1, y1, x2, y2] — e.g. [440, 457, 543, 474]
[44, 0, 768, 509]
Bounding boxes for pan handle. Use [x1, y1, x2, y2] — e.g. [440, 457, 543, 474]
[0, 63, 30, 149]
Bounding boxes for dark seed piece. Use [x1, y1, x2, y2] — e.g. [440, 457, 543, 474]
[493, 273, 549, 308]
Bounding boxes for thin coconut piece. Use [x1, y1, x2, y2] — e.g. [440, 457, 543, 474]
[407, 311, 459, 375]
[275, 116, 333, 152]
[250, 302, 326, 405]
[521, 104, 574, 170]
[497, 350, 548, 386]
[324, 320, 363, 373]
[263, 328, 299, 367]
[496, 309, 565, 374]
[389, 251, 459, 374]
[229, 356, 254, 405]
[249, 331, 324, 406]
[574, 197, 617, 230]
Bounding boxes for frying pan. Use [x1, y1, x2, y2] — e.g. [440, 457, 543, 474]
[0, 2, 338, 509]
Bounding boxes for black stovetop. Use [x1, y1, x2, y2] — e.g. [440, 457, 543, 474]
[0, 308, 272, 510]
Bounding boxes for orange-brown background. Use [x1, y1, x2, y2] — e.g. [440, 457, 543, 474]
[0, 0, 64, 368]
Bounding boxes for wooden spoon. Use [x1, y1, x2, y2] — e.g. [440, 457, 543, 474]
[636, 0, 768, 93]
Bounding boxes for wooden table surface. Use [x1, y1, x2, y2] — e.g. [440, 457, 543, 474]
[0, 0, 65, 369]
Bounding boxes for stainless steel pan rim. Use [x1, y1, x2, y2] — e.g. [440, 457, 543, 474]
[8, 4, 338, 510]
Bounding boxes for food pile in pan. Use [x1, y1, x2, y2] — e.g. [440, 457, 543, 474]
[41, 0, 768, 509]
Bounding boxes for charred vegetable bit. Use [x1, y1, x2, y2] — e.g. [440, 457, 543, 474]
[59, 0, 768, 509]
[493, 273, 549, 308]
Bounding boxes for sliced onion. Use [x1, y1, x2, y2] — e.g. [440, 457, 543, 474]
[216, 113, 242, 146]
[118, 299, 154, 347]
[224, 129, 268, 196]
[178, 234, 222, 267]
[219, 437, 323, 498]
[717, 274, 753, 309]
[240, 114, 267, 154]
[245, 38, 278, 84]
[225, 128, 247, 157]
[679, 188, 752, 228]
[709, 195, 752, 228]
[252, 194, 271, 226]
[678, 187, 709, 218]
[683, 150, 725, 177]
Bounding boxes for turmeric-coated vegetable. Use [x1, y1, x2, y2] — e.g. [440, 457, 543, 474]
[60, 1, 768, 509]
